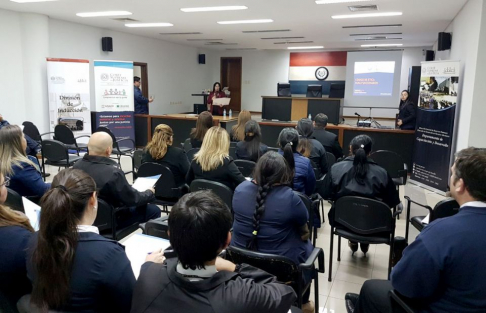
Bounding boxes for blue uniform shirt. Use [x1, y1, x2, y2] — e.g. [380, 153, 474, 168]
[134, 86, 149, 114]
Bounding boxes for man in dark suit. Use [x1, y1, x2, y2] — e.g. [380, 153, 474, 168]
[312, 113, 343, 160]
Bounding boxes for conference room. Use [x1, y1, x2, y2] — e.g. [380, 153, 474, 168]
[1, 0, 486, 312]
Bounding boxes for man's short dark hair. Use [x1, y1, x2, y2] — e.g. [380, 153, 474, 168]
[134, 76, 141, 83]
[454, 147, 486, 201]
[169, 190, 233, 270]
[314, 113, 328, 128]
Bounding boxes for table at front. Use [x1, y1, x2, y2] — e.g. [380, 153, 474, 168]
[135, 114, 238, 147]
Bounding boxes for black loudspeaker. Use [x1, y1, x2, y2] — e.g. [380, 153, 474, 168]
[198, 54, 206, 64]
[438, 32, 452, 51]
[425, 50, 435, 61]
[102, 37, 113, 52]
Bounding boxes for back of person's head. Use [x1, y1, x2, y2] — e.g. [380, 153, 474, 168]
[451, 147, 486, 202]
[31, 169, 97, 310]
[134, 76, 141, 83]
[278, 128, 299, 172]
[243, 120, 263, 160]
[0, 172, 34, 231]
[146, 124, 173, 159]
[194, 126, 230, 171]
[0, 124, 34, 175]
[88, 131, 113, 156]
[232, 110, 252, 141]
[314, 113, 328, 128]
[296, 118, 314, 158]
[349, 135, 373, 185]
[191, 111, 213, 141]
[248, 151, 292, 250]
[169, 190, 232, 270]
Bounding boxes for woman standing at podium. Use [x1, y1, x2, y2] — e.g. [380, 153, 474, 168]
[207, 82, 226, 116]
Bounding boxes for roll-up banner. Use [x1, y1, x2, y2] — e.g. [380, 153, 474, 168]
[409, 60, 460, 194]
[46, 58, 92, 143]
[93, 60, 135, 148]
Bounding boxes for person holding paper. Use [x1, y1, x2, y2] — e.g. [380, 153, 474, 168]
[207, 82, 226, 116]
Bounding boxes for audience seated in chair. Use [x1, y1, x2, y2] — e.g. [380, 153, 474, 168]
[231, 151, 315, 313]
[230, 110, 252, 142]
[190, 111, 213, 149]
[235, 120, 268, 162]
[296, 118, 328, 178]
[312, 113, 343, 160]
[131, 190, 297, 313]
[186, 126, 245, 191]
[0, 115, 41, 157]
[26, 169, 138, 312]
[0, 125, 50, 200]
[0, 172, 34, 311]
[73, 132, 161, 228]
[345, 147, 486, 313]
[142, 124, 190, 186]
[322, 135, 400, 255]
[278, 128, 316, 196]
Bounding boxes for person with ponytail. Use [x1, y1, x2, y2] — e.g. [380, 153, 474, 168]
[0, 172, 34, 311]
[296, 118, 328, 177]
[322, 135, 400, 255]
[235, 120, 268, 162]
[26, 169, 163, 312]
[231, 151, 314, 312]
[278, 128, 316, 196]
[142, 124, 190, 186]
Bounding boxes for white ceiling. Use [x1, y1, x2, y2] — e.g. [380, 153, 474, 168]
[0, 0, 467, 50]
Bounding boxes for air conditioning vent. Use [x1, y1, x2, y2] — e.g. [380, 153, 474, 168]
[159, 32, 202, 35]
[205, 42, 238, 46]
[348, 5, 378, 12]
[274, 41, 314, 44]
[343, 24, 402, 29]
[350, 32, 402, 36]
[261, 36, 304, 40]
[226, 48, 257, 50]
[355, 37, 403, 41]
[187, 39, 223, 41]
[243, 29, 291, 33]
[112, 18, 139, 22]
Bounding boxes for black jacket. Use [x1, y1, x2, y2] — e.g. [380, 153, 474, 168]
[190, 137, 203, 149]
[307, 138, 328, 177]
[141, 146, 190, 186]
[235, 141, 268, 162]
[312, 128, 343, 160]
[130, 258, 296, 313]
[186, 157, 246, 190]
[398, 100, 417, 130]
[73, 155, 154, 208]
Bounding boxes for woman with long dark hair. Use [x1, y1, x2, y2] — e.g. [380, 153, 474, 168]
[190, 111, 213, 149]
[231, 151, 314, 312]
[397, 90, 417, 130]
[278, 128, 316, 196]
[322, 135, 400, 255]
[207, 82, 226, 116]
[235, 120, 268, 162]
[296, 118, 328, 177]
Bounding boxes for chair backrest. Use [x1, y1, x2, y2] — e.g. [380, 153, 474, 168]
[267, 147, 279, 153]
[431, 198, 460, 221]
[183, 138, 192, 152]
[145, 217, 170, 239]
[22, 121, 41, 142]
[370, 150, 406, 179]
[186, 148, 200, 163]
[230, 141, 238, 148]
[138, 163, 178, 198]
[190, 179, 233, 210]
[334, 196, 394, 235]
[326, 152, 336, 170]
[93, 198, 113, 233]
[42, 139, 68, 162]
[229, 147, 237, 160]
[54, 125, 76, 145]
[295, 192, 314, 239]
[226, 245, 297, 284]
[5, 188, 24, 213]
[234, 160, 256, 177]
[133, 150, 144, 170]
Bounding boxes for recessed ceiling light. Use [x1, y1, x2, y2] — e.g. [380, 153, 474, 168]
[181, 6, 248, 13]
[287, 46, 324, 50]
[361, 43, 403, 47]
[10, 0, 57, 2]
[218, 19, 273, 25]
[332, 12, 403, 19]
[125, 23, 173, 28]
[76, 11, 132, 18]
[316, 0, 372, 4]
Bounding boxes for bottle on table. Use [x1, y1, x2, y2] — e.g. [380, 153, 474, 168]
[229, 109, 232, 117]
[223, 109, 227, 117]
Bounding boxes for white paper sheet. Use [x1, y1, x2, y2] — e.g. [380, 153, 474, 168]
[132, 175, 161, 192]
[422, 214, 430, 224]
[22, 197, 41, 231]
[123, 234, 171, 278]
[213, 98, 231, 106]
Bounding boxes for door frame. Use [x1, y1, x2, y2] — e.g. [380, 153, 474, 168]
[134, 62, 149, 98]
[220, 57, 242, 112]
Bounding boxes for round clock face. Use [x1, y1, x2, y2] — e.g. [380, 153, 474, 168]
[315, 67, 329, 81]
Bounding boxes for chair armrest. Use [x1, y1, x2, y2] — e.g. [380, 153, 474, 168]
[393, 203, 404, 218]
[299, 247, 325, 273]
[389, 290, 418, 313]
[404, 196, 433, 213]
[116, 138, 136, 145]
[39, 132, 54, 137]
[139, 223, 146, 233]
[74, 135, 91, 140]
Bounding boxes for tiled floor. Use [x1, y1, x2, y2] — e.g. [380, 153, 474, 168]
[43, 155, 446, 313]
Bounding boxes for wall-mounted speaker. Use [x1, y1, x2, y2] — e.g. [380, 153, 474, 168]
[438, 32, 452, 51]
[425, 50, 435, 61]
[198, 54, 206, 64]
[102, 37, 113, 52]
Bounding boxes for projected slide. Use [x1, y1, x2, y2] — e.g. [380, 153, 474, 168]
[353, 61, 395, 96]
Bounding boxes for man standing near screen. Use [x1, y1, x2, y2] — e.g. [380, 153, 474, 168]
[134, 76, 153, 114]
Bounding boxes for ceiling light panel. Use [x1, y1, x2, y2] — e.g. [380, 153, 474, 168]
[316, 0, 372, 3]
[349, 32, 402, 36]
[261, 37, 304, 40]
[11, 0, 57, 2]
[218, 19, 273, 25]
[343, 24, 402, 29]
[332, 12, 403, 19]
[125, 23, 173, 28]
[274, 41, 314, 44]
[160, 32, 202, 35]
[361, 43, 403, 47]
[187, 39, 223, 41]
[181, 6, 248, 13]
[287, 46, 324, 50]
[77, 11, 132, 17]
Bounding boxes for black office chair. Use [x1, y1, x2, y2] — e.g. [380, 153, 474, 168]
[389, 290, 420, 313]
[5, 188, 24, 213]
[94, 198, 140, 241]
[54, 124, 89, 155]
[139, 216, 170, 239]
[190, 179, 234, 212]
[41, 139, 82, 179]
[229, 147, 237, 160]
[17, 294, 68, 313]
[22, 121, 53, 144]
[186, 148, 200, 163]
[267, 147, 279, 153]
[230, 141, 238, 148]
[306, 85, 323, 98]
[95, 127, 135, 171]
[295, 192, 319, 246]
[225, 245, 325, 313]
[326, 152, 336, 171]
[328, 196, 402, 282]
[404, 196, 459, 241]
[183, 138, 192, 152]
[277, 83, 291, 97]
[234, 160, 256, 177]
[132, 149, 144, 179]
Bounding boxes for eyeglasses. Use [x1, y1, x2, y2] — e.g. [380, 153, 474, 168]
[0, 176, 10, 188]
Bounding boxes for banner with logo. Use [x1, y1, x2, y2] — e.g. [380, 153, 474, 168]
[409, 61, 460, 194]
[46, 58, 91, 143]
[94, 60, 134, 112]
[92, 112, 135, 149]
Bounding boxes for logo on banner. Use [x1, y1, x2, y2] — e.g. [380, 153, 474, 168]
[315, 67, 329, 81]
[101, 73, 109, 81]
[50, 76, 65, 84]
